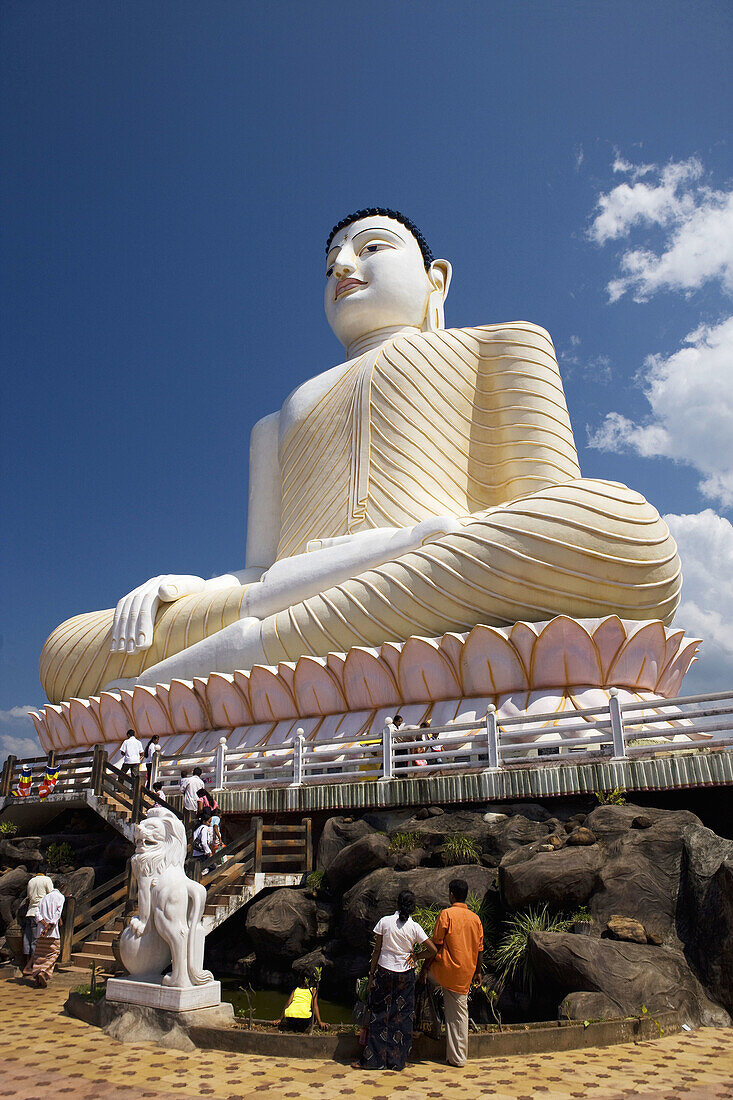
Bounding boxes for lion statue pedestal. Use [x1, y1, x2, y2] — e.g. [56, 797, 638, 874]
[106, 807, 223, 1013]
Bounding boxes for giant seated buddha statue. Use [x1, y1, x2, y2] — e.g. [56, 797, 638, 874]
[40, 209, 681, 705]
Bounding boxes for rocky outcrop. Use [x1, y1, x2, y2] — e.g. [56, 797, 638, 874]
[393, 810, 548, 866]
[245, 888, 334, 965]
[529, 931, 730, 1028]
[316, 816, 375, 870]
[680, 824, 733, 1015]
[558, 991, 623, 1021]
[500, 846, 603, 910]
[325, 833, 393, 895]
[341, 864, 495, 953]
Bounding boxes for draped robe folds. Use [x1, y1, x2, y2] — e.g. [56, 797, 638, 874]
[40, 323, 682, 704]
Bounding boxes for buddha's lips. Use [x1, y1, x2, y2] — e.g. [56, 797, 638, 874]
[335, 278, 366, 300]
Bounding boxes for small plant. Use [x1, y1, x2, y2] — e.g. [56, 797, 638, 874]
[594, 786, 626, 805]
[568, 905, 592, 923]
[45, 841, 74, 870]
[440, 833, 481, 865]
[388, 831, 421, 854]
[641, 1004, 664, 1038]
[306, 870, 325, 891]
[0, 820, 18, 837]
[494, 905, 571, 995]
[413, 903, 443, 938]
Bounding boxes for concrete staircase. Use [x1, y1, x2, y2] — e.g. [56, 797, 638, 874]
[69, 918, 124, 974]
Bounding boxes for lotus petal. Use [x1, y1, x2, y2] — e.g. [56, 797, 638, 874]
[591, 617, 627, 681]
[168, 679, 208, 733]
[276, 661, 297, 693]
[249, 665, 297, 722]
[437, 632, 468, 680]
[132, 685, 172, 738]
[44, 704, 72, 749]
[29, 711, 51, 753]
[343, 648, 398, 710]
[379, 641, 403, 681]
[205, 673, 252, 728]
[508, 622, 540, 675]
[530, 617, 602, 688]
[461, 624, 527, 696]
[656, 639, 701, 697]
[607, 621, 668, 691]
[68, 698, 102, 745]
[293, 656, 346, 716]
[97, 692, 133, 743]
[399, 637, 461, 702]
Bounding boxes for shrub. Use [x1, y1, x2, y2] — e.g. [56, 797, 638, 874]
[494, 905, 571, 994]
[412, 903, 443, 938]
[0, 820, 18, 837]
[467, 890, 499, 950]
[45, 841, 74, 870]
[306, 870, 325, 891]
[594, 787, 626, 805]
[388, 832, 421, 854]
[440, 833, 481, 865]
[568, 905, 592, 923]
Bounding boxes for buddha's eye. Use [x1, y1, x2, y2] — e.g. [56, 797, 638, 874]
[360, 242, 390, 256]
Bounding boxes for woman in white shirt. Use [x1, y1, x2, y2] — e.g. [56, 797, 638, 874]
[144, 735, 161, 787]
[355, 890, 436, 1072]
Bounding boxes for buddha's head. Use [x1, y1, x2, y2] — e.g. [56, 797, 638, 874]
[324, 209, 452, 350]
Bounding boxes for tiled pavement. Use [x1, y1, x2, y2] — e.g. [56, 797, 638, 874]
[1, 972, 732, 1099]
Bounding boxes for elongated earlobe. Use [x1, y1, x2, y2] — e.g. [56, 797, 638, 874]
[424, 289, 446, 332]
[423, 259, 452, 333]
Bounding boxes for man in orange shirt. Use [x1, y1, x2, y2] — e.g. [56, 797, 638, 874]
[421, 878, 483, 1066]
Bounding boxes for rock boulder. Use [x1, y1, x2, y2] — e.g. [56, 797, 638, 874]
[325, 833, 393, 895]
[529, 931, 729, 1028]
[499, 846, 603, 910]
[316, 817, 375, 871]
[679, 824, 733, 1015]
[246, 889, 334, 964]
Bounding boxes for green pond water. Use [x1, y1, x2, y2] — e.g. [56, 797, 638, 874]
[221, 980, 355, 1025]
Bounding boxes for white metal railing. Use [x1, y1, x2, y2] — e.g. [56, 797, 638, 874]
[147, 688, 733, 795]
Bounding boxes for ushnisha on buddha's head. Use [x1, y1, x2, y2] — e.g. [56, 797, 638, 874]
[324, 208, 452, 352]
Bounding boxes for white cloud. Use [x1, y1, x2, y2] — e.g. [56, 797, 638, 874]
[589, 157, 702, 246]
[588, 156, 733, 302]
[589, 314, 733, 507]
[0, 706, 43, 763]
[665, 510, 733, 692]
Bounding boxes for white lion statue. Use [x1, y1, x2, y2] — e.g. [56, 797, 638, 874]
[118, 807, 213, 988]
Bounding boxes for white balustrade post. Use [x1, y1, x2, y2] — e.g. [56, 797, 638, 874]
[485, 705, 500, 770]
[292, 728, 305, 787]
[215, 736, 227, 789]
[380, 721, 394, 781]
[608, 689, 627, 760]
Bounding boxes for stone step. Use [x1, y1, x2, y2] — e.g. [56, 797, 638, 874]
[77, 941, 115, 959]
[70, 952, 117, 971]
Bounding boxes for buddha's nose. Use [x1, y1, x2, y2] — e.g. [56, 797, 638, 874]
[333, 251, 357, 278]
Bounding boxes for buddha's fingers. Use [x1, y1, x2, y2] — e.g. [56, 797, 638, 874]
[111, 576, 165, 653]
[158, 575, 208, 602]
[129, 587, 160, 652]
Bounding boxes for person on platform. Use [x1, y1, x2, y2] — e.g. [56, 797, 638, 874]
[23, 886, 66, 987]
[191, 809, 214, 862]
[420, 878, 483, 1067]
[22, 867, 54, 968]
[152, 780, 167, 803]
[275, 971, 330, 1033]
[143, 734, 161, 787]
[355, 890, 437, 1072]
[118, 729, 144, 777]
[180, 767, 205, 834]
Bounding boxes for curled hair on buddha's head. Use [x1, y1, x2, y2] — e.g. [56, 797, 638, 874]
[326, 208, 434, 270]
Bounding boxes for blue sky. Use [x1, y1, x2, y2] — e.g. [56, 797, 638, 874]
[2, 0, 732, 757]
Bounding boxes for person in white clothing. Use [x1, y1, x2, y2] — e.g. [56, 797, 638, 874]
[23, 870, 54, 965]
[180, 767, 206, 837]
[119, 729, 144, 776]
[24, 887, 65, 987]
[144, 734, 161, 788]
[191, 810, 214, 861]
[355, 890, 436, 1072]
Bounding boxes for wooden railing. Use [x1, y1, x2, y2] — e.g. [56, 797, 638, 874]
[190, 816, 312, 888]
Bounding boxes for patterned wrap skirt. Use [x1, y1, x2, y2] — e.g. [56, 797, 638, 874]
[362, 965, 416, 1071]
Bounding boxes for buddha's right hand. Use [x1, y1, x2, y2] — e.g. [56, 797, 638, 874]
[110, 574, 207, 653]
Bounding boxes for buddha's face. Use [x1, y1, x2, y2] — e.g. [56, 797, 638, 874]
[324, 215, 449, 349]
